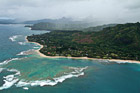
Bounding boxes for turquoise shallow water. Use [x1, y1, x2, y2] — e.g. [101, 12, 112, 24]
[0, 25, 140, 93]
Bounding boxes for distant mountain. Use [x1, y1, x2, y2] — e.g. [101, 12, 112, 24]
[24, 17, 95, 31]
[28, 22, 92, 31]
[24, 18, 125, 31]
[23, 17, 80, 24]
[0, 17, 82, 24]
[25, 21, 117, 31]
[0, 19, 18, 24]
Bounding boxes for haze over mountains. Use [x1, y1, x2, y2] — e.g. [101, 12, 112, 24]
[0, 18, 17, 24]
[0, 17, 94, 25]
[0, 17, 104, 31]
[0, 0, 140, 25]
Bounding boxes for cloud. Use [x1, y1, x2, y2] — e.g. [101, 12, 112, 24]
[0, 0, 140, 24]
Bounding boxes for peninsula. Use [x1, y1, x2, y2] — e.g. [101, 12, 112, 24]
[27, 22, 140, 62]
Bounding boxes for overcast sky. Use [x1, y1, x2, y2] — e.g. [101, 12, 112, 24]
[0, 0, 140, 24]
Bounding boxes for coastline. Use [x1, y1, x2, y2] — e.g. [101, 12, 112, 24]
[26, 36, 140, 64]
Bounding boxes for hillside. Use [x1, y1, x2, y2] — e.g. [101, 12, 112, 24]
[89, 22, 140, 60]
[27, 22, 140, 61]
[83, 24, 117, 32]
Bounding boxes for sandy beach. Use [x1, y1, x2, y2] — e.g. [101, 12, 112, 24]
[26, 36, 140, 64]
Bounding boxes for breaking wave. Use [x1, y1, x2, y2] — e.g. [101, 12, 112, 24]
[17, 49, 35, 56]
[0, 57, 27, 66]
[18, 42, 27, 45]
[9, 35, 22, 42]
[0, 69, 20, 90]
[108, 60, 140, 64]
[33, 47, 40, 49]
[0, 66, 88, 90]
[0, 68, 4, 73]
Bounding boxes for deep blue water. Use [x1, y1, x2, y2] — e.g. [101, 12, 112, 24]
[0, 24, 140, 93]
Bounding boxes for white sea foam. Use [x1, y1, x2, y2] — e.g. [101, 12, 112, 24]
[111, 61, 128, 64]
[0, 76, 19, 90]
[108, 60, 140, 64]
[0, 68, 21, 90]
[17, 51, 27, 56]
[9, 35, 22, 42]
[0, 58, 19, 66]
[0, 57, 27, 66]
[0, 66, 88, 90]
[0, 68, 4, 73]
[0, 57, 26, 90]
[16, 66, 88, 88]
[23, 87, 29, 90]
[33, 47, 39, 49]
[18, 42, 26, 45]
[7, 69, 21, 76]
[28, 27, 31, 30]
[17, 49, 34, 56]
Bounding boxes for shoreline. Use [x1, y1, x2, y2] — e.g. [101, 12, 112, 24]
[26, 36, 140, 64]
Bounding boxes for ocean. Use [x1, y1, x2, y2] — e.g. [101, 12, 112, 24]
[0, 24, 140, 93]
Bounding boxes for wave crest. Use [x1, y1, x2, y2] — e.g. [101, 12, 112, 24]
[9, 35, 22, 42]
[18, 42, 27, 45]
[0, 57, 27, 66]
[17, 49, 35, 56]
[0, 69, 20, 90]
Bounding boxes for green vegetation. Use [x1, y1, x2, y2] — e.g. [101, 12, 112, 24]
[27, 22, 140, 61]
[83, 24, 117, 32]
